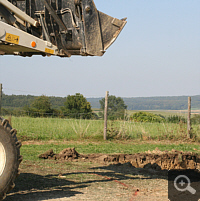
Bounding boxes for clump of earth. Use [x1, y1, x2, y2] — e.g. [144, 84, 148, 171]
[38, 147, 200, 170]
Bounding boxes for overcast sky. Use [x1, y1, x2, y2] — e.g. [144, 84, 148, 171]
[0, 0, 199, 98]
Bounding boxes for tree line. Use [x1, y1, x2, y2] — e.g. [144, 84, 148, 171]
[2, 93, 200, 123]
[2, 94, 200, 111]
[2, 93, 127, 120]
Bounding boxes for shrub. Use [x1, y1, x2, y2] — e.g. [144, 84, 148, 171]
[130, 112, 165, 123]
[166, 115, 186, 124]
[191, 114, 200, 124]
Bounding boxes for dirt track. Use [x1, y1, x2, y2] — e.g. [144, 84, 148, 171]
[5, 147, 200, 201]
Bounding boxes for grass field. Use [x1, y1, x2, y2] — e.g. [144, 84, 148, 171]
[11, 114, 199, 166]
[9, 116, 200, 142]
[5, 113, 200, 201]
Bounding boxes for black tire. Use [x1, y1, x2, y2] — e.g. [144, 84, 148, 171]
[0, 117, 22, 201]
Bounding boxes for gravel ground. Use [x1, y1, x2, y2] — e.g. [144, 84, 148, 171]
[5, 160, 169, 201]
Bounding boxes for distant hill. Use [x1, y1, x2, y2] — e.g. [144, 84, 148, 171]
[123, 96, 200, 110]
[88, 96, 200, 110]
[2, 94, 200, 110]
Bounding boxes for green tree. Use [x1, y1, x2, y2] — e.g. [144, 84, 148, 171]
[24, 95, 53, 117]
[61, 93, 92, 119]
[99, 95, 127, 120]
[31, 95, 52, 111]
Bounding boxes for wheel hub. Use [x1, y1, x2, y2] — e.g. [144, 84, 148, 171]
[0, 142, 6, 176]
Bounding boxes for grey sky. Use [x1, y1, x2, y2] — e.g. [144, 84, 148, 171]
[0, 0, 199, 98]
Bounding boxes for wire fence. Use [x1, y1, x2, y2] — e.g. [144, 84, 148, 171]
[1, 107, 200, 125]
[1, 108, 126, 119]
[4, 115, 200, 142]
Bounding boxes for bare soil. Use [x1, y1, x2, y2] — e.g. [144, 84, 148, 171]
[5, 147, 200, 201]
[39, 147, 200, 170]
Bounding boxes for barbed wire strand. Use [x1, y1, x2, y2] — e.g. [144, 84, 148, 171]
[3, 87, 104, 98]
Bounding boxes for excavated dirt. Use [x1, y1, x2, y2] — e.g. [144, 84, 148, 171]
[38, 147, 200, 170]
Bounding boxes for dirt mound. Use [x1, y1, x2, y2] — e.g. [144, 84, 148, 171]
[38, 149, 57, 159]
[38, 148, 79, 160]
[39, 147, 200, 170]
[58, 147, 80, 160]
[121, 152, 200, 170]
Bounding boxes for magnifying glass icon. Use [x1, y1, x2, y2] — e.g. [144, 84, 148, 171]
[174, 175, 196, 195]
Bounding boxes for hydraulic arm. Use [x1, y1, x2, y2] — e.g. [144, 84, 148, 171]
[0, 0, 127, 57]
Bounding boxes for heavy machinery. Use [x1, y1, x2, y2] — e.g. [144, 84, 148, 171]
[0, 0, 126, 200]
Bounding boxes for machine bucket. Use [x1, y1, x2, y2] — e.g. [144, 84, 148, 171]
[82, 0, 127, 56]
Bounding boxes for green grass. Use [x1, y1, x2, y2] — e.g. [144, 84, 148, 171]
[11, 117, 103, 141]
[9, 116, 200, 142]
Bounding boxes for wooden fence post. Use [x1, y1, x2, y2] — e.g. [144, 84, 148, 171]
[0, 84, 2, 116]
[104, 91, 109, 140]
[187, 97, 191, 138]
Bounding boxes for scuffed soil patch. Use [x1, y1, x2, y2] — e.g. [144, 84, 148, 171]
[6, 159, 168, 201]
[39, 147, 200, 170]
